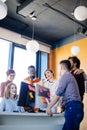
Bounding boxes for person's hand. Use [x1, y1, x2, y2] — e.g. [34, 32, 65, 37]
[37, 79, 46, 86]
[46, 107, 52, 117]
[74, 69, 83, 75]
[41, 79, 45, 85]
[56, 106, 62, 113]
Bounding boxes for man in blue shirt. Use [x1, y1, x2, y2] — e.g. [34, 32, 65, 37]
[46, 60, 84, 130]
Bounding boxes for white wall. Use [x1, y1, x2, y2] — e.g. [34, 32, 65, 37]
[0, 27, 51, 53]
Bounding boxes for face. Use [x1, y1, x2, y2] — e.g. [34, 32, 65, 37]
[7, 73, 15, 81]
[10, 84, 17, 96]
[28, 68, 36, 79]
[45, 70, 53, 81]
[68, 59, 74, 70]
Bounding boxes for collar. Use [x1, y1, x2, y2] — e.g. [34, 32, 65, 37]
[24, 77, 40, 85]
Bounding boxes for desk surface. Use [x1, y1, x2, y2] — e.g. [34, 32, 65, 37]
[0, 112, 64, 130]
[0, 111, 64, 116]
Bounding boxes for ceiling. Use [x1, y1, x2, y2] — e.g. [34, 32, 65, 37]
[0, 0, 87, 46]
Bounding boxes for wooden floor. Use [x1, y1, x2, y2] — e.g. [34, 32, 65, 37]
[80, 93, 87, 130]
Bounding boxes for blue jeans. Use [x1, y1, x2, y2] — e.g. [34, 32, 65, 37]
[62, 101, 84, 130]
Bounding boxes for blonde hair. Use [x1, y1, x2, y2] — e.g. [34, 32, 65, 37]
[4, 83, 17, 99]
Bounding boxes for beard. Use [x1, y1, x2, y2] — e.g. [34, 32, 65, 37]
[30, 75, 35, 79]
[70, 64, 75, 71]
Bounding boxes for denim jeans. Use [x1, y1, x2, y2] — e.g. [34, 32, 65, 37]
[62, 100, 84, 130]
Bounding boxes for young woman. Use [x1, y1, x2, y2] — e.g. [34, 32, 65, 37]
[39, 69, 64, 113]
[0, 69, 16, 98]
[0, 83, 24, 112]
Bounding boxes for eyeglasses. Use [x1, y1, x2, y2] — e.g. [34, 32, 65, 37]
[9, 74, 15, 77]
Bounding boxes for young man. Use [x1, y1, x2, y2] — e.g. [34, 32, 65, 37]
[24, 65, 40, 85]
[23, 65, 40, 112]
[46, 60, 84, 130]
[68, 56, 85, 101]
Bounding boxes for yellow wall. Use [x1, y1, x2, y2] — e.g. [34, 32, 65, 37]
[49, 37, 87, 79]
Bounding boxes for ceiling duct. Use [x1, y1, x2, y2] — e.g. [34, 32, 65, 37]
[17, 0, 48, 17]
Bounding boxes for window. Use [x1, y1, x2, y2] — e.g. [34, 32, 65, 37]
[0, 39, 11, 81]
[40, 52, 48, 78]
[0, 38, 48, 94]
[13, 45, 36, 94]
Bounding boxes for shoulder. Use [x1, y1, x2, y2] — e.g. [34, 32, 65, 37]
[23, 77, 30, 84]
[0, 82, 6, 86]
[24, 77, 29, 81]
[62, 72, 72, 79]
[72, 71, 85, 80]
[35, 77, 40, 82]
[60, 72, 74, 83]
[0, 98, 6, 104]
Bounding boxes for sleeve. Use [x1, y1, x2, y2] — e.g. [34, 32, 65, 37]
[0, 82, 3, 97]
[18, 106, 25, 112]
[82, 71, 87, 81]
[53, 79, 59, 91]
[56, 74, 69, 96]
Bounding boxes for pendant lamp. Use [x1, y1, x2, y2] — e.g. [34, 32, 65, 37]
[74, 6, 87, 21]
[0, 0, 7, 20]
[26, 40, 39, 53]
[26, 20, 39, 53]
[71, 45, 80, 55]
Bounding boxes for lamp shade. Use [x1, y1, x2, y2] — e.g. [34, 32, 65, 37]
[26, 40, 39, 53]
[0, 0, 7, 20]
[1, 0, 7, 2]
[71, 45, 80, 55]
[74, 6, 87, 21]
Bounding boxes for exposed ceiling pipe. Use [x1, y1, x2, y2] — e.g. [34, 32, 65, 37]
[44, 3, 87, 30]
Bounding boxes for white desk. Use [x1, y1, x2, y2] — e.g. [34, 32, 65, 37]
[0, 112, 65, 130]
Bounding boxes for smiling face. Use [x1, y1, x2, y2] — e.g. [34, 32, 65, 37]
[44, 70, 54, 81]
[4, 83, 17, 99]
[7, 73, 15, 82]
[28, 67, 36, 79]
[9, 84, 17, 97]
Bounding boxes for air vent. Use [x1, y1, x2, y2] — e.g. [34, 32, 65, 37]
[17, 0, 48, 17]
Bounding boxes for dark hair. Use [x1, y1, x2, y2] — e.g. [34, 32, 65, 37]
[6, 69, 15, 76]
[44, 69, 54, 78]
[60, 60, 71, 71]
[28, 65, 35, 70]
[68, 56, 80, 68]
